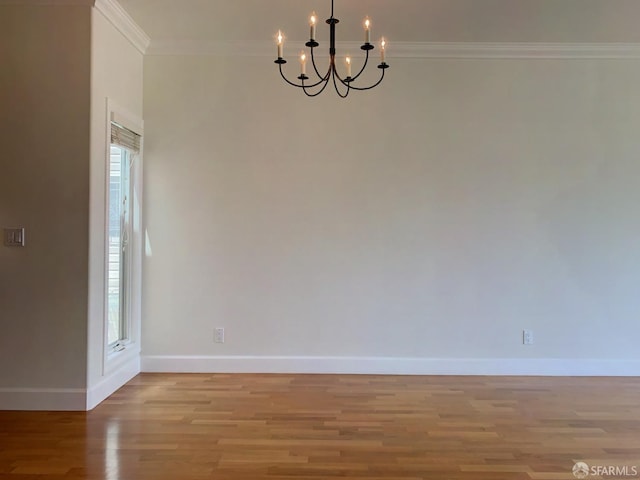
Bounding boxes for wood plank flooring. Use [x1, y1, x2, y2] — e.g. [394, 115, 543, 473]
[1, 374, 639, 479]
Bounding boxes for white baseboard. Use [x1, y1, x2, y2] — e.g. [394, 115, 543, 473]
[2, 356, 634, 410]
[0, 356, 140, 411]
[0, 387, 86, 411]
[87, 355, 140, 410]
[141, 355, 640, 376]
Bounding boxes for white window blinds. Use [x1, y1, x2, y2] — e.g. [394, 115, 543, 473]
[111, 122, 141, 153]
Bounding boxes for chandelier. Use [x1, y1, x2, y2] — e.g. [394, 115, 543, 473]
[274, 0, 389, 98]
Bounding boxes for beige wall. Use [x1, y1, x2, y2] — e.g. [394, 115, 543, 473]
[142, 54, 640, 373]
[0, 3, 144, 410]
[0, 5, 91, 396]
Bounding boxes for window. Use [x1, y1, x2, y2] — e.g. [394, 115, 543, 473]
[107, 145, 132, 348]
[106, 120, 141, 353]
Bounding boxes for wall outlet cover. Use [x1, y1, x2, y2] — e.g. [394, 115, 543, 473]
[214, 327, 225, 344]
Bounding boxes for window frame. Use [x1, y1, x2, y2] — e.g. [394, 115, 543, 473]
[102, 99, 144, 375]
[106, 144, 132, 350]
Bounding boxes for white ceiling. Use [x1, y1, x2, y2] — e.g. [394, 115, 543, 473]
[117, 0, 640, 45]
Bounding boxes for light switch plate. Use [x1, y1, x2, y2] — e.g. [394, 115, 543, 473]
[4, 228, 25, 247]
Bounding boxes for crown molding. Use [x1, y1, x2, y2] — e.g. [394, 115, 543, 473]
[147, 40, 271, 57]
[0, 0, 93, 4]
[94, 0, 150, 54]
[394, 42, 640, 59]
[146, 40, 640, 60]
[0, 0, 151, 54]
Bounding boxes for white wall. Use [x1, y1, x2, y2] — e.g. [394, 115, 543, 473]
[87, 6, 144, 409]
[142, 54, 640, 375]
[0, 4, 92, 409]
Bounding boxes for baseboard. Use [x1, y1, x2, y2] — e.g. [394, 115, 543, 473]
[141, 355, 640, 376]
[0, 387, 86, 411]
[2, 356, 633, 410]
[87, 355, 140, 410]
[0, 356, 140, 411]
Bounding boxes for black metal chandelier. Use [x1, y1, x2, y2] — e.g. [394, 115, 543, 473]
[274, 0, 389, 98]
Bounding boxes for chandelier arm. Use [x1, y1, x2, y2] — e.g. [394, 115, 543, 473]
[302, 75, 332, 97]
[300, 65, 333, 96]
[331, 67, 350, 98]
[340, 66, 386, 91]
[279, 63, 330, 89]
[349, 49, 371, 82]
[309, 46, 326, 80]
[330, 59, 349, 88]
[278, 64, 303, 87]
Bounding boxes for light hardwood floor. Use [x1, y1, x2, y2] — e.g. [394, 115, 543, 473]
[1, 374, 639, 479]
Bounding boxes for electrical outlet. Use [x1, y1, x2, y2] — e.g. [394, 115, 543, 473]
[523, 329, 534, 345]
[214, 327, 225, 344]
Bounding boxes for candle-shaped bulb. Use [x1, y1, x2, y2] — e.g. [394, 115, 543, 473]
[364, 17, 371, 44]
[380, 37, 386, 63]
[345, 56, 352, 77]
[300, 51, 307, 75]
[276, 30, 284, 58]
[309, 11, 317, 40]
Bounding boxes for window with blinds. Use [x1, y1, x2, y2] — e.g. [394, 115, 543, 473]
[106, 120, 141, 351]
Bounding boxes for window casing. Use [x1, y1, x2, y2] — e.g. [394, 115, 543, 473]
[104, 115, 142, 359]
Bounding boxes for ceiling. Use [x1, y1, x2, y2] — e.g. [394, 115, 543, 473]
[118, 0, 640, 46]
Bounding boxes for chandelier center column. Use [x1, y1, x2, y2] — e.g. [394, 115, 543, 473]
[328, 18, 338, 59]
